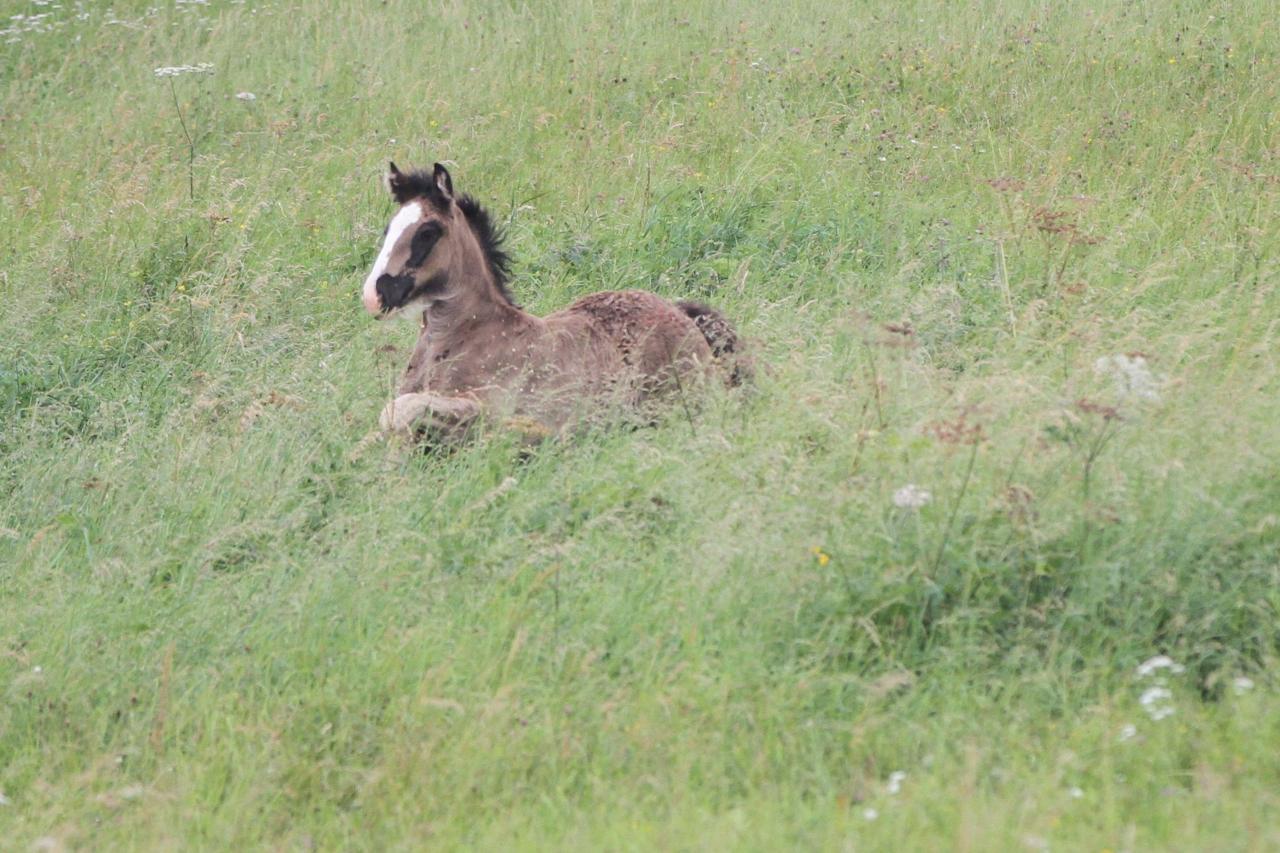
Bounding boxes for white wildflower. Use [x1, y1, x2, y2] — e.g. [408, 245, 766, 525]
[1139, 686, 1175, 721]
[1135, 655, 1184, 678]
[1118, 723, 1137, 742]
[861, 807, 878, 821]
[1094, 353, 1161, 403]
[887, 770, 906, 795]
[32, 665, 42, 674]
[893, 484, 932, 509]
[1068, 786, 1084, 799]
[153, 63, 214, 78]
[0, 792, 10, 806]
[1232, 676, 1255, 695]
[235, 91, 256, 101]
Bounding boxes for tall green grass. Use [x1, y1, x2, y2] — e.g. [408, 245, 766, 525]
[2, 0, 1278, 847]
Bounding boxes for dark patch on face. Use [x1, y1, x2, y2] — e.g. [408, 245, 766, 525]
[375, 273, 415, 312]
[375, 271, 450, 314]
[407, 222, 443, 268]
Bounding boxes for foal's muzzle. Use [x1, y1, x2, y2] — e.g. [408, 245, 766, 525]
[370, 273, 414, 316]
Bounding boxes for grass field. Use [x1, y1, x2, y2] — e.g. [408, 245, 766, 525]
[2, 0, 1279, 848]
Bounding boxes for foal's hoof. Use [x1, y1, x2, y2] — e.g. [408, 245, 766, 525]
[379, 393, 433, 433]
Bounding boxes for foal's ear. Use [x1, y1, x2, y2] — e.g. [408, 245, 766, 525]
[387, 161, 411, 202]
[432, 163, 454, 200]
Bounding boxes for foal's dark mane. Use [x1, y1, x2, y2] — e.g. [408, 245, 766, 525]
[394, 168, 515, 305]
[456, 195, 514, 305]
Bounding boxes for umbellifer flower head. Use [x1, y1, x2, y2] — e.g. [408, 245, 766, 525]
[893, 484, 932, 509]
[1139, 686, 1175, 721]
[1094, 353, 1161, 403]
[154, 63, 214, 78]
[1135, 655, 1184, 678]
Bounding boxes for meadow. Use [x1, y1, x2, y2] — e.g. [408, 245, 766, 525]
[2, 0, 1278, 848]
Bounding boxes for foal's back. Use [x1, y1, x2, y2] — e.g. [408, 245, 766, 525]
[551, 290, 715, 385]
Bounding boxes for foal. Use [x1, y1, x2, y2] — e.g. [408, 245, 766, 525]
[362, 163, 745, 442]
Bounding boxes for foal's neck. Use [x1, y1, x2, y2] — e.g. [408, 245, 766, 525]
[423, 269, 525, 344]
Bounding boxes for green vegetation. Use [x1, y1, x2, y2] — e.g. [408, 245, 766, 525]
[2, 0, 1278, 847]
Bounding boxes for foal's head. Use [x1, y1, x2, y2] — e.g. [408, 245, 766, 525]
[361, 162, 511, 319]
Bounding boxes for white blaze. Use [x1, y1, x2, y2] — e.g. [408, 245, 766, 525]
[362, 202, 423, 315]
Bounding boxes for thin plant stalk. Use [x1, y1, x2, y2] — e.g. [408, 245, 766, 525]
[168, 78, 196, 204]
[995, 238, 1016, 333]
[1079, 416, 1121, 565]
[930, 439, 980, 577]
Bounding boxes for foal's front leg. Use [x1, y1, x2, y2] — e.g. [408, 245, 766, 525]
[380, 391, 482, 441]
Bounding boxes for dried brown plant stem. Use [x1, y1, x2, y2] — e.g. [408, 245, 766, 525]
[861, 340, 886, 429]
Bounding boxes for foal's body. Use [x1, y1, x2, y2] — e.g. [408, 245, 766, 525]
[363, 164, 742, 441]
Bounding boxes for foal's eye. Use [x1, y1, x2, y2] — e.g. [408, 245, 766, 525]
[407, 224, 442, 268]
